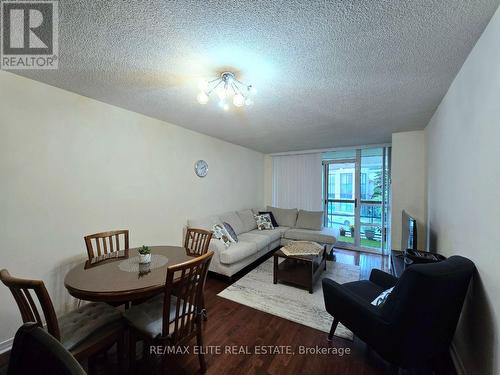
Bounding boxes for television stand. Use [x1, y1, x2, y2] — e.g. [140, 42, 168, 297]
[391, 250, 446, 277]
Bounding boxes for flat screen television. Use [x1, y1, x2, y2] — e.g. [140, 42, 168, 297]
[401, 210, 418, 251]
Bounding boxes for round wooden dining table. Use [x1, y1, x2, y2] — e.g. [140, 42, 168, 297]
[64, 246, 195, 304]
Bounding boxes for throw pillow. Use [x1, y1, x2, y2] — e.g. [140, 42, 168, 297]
[211, 224, 232, 248]
[223, 222, 238, 243]
[254, 214, 274, 230]
[258, 211, 279, 227]
[371, 287, 394, 306]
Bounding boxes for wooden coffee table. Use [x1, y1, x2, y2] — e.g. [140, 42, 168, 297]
[273, 245, 327, 293]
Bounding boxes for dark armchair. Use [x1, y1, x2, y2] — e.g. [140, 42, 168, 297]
[322, 256, 475, 369]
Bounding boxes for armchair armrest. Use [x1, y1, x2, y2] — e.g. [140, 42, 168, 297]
[369, 269, 398, 289]
[322, 278, 385, 327]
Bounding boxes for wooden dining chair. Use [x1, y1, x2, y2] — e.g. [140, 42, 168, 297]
[124, 251, 214, 373]
[84, 229, 129, 261]
[184, 228, 212, 321]
[184, 228, 212, 256]
[0, 269, 125, 369]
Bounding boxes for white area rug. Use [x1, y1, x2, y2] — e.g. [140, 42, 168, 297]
[217, 259, 360, 340]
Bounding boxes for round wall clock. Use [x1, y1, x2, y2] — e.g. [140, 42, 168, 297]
[194, 160, 208, 177]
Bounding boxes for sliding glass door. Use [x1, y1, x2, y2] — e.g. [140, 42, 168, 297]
[323, 147, 390, 253]
[324, 160, 359, 246]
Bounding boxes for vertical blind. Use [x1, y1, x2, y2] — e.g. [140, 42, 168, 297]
[272, 153, 323, 211]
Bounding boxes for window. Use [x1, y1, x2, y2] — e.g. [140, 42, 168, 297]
[328, 173, 335, 199]
[322, 147, 390, 254]
[340, 173, 352, 199]
[360, 173, 367, 199]
[339, 203, 353, 213]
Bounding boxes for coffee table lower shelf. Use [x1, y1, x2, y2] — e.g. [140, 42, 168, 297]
[273, 246, 326, 293]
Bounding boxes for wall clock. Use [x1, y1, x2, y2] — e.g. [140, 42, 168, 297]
[194, 160, 208, 177]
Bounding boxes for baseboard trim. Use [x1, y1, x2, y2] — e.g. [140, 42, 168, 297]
[0, 336, 13, 355]
[450, 342, 467, 375]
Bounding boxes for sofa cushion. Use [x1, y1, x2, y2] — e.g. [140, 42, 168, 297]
[295, 210, 324, 230]
[188, 215, 222, 231]
[237, 209, 257, 232]
[267, 206, 298, 227]
[283, 227, 337, 244]
[218, 211, 245, 235]
[219, 241, 258, 264]
[248, 227, 287, 242]
[59, 302, 122, 350]
[238, 233, 271, 250]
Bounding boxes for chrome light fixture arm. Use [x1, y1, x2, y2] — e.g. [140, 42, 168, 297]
[196, 71, 255, 109]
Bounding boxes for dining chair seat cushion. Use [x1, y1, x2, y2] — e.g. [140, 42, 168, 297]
[123, 294, 193, 339]
[58, 302, 122, 350]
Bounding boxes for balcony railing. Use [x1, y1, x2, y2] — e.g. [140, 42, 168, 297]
[324, 199, 383, 249]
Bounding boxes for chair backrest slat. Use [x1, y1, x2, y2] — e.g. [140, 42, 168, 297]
[84, 230, 129, 261]
[0, 269, 60, 341]
[184, 229, 212, 257]
[186, 264, 198, 334]
[162, 252, 213, 343]
[95, 238, 102, 257]
[22, 288, 43, 324]
[11, 288, 32, 322]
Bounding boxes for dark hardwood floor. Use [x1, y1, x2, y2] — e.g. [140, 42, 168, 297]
[0, 248, 456, 375]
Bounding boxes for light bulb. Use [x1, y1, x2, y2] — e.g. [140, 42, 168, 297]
[197, 92, 209, 104]
[245, 98, 254, 106]
[233, 93, 245, 107]
[218, 100, 229, 111]
[198, 79, 209, 91]
[217, 85, 227, 100]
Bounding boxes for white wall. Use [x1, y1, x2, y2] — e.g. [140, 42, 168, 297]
[0, 71, 264, 348]
[425, 5, 500, 375]
[263, 155, 273, 206]
[390, 131, 427, 250]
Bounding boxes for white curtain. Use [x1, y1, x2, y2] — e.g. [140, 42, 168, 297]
[272, 153, 323, 211]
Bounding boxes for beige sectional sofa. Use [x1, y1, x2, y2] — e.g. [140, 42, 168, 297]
[187, 207, 338, 278]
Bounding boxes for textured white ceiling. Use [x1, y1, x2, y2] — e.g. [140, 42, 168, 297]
[15, 0, 500, 153]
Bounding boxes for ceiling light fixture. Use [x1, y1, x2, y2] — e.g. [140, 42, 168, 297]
[197, 72, 255, 109]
